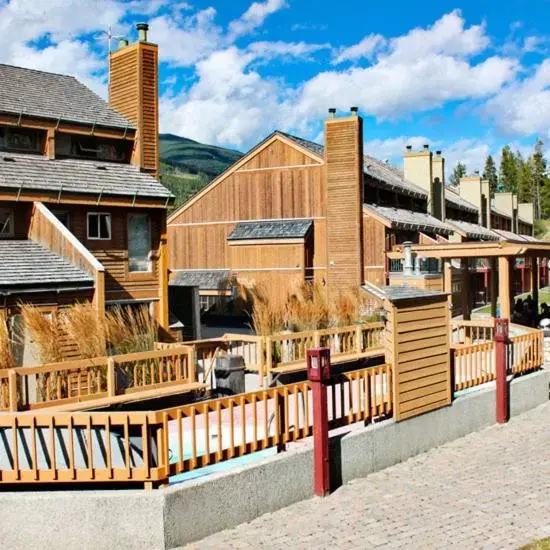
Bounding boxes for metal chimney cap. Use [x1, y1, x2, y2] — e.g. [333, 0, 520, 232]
[118, 38, 129, 49]
[350, 106, 359, 116]
[436, 150, 442, 156]
[423, 144, 429, 150]
[328, 108, 336, 118]
[136, 22, 149, 42]
[405, 145, 412, 151]
[136, 22, 149, 31]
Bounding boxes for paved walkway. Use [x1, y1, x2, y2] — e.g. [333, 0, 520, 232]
[185, 402, 550, 549]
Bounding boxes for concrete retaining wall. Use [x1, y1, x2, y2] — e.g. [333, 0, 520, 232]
[1, 370, 548, 550]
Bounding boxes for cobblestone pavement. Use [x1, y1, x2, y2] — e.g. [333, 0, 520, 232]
[185, 402, 550, 549]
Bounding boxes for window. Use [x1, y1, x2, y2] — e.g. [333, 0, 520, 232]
[0, 127, 42, 153]
[128, 213, 151, 272]
[0, 208, 14, 238]
[87, 212, 111, 240]
[55, 133, 132, 163]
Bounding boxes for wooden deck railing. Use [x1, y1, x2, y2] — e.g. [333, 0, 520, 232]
[510, 328, 544, 375]
[0, 364, 392, 486]
[451, 326, 544, 391]
[451, 319, 494, 344]
[0, 346, 198, 411]
[156, 323, 385, 385]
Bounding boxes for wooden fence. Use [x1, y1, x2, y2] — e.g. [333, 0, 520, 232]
[0, 363, 392, 486]
[0, 346, 199, 412]
[451, 319, 494, 344]
[451, 326, 543, 391]
[157, 323, 385, 385]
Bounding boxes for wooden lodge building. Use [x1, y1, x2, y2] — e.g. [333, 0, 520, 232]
[0, 23, 172, 353]
[168, 109, 539, 317]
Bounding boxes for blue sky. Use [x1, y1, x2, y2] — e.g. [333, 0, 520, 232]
[0, 0, 548, 171]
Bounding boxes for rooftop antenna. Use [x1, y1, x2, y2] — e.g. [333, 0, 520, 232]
[103, 25, 124, 88]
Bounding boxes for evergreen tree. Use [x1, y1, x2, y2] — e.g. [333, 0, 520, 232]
[499, 145, 517, 193]
[516, 151, 533, 203]
[482, 155, 498, 197]
[449, 161, 467, 187]
[532, 139, 548, 219]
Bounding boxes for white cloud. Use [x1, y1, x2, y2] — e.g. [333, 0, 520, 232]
[248, 40, 330, 62]
[484, 60, 550, 138]
[442, 139, 491, 173]
[388, 9, 489, 62]
[364, 136, 432, 163]
[160, 47, 289, 148]
[148, 8, 223, 66]
[332, 34, 386, 65]
[228, 0, 287, 40]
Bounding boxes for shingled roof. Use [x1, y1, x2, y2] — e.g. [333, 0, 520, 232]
[445, 188, 479, 214]
[0, 153, 172, 200]
[0, 64, 133, 130]
[364, 203, 453, 235]
[170, 270, 231, 291]
[0, 240, 93, 289]
[446, 219, 499, 240]
[228, 219, 313, 241]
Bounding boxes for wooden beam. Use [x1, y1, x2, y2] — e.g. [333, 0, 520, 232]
[444, 260, 452, 310]
[158, 213, 170, 331]
[489, 257, 498, 318]
[531, 257, 539, 313]
[498, 256, 511, 319]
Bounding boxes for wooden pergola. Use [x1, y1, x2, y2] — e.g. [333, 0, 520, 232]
[387, 241, 550, 320]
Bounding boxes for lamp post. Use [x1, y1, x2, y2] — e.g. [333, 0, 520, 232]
[494, 318, 509, 424]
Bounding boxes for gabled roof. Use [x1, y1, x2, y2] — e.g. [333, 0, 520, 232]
[277, 132, 325, 158]
[228, 219, 312, 241]
[0, 64, 133, 130]
[446, 219, 499, 241]
[170, 270, 231, 291]
[364, 203, 453, 235]
[0, 152, 172, 200]
[492, 229, 542, 243]
[0, 240, 93, 289]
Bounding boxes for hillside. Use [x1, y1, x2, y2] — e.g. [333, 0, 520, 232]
[159, 134, 242, 209]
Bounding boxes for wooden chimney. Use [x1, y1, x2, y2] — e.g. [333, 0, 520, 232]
[109, 23, 159, 178]
[324, 107, 364, 290]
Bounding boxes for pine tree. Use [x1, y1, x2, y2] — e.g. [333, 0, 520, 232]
[482, 155, 498, 197]
[499, 145, 517, 193]
[516, 151, 533, 203]
[532, 139, 548, 219]
[449, 162, 467, 187]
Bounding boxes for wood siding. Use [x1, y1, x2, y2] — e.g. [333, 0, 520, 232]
[42, 203, 163, 304]
[168, 136, 325, 284]
[325, 116, 363, 289]
[386, 297, 451, 421]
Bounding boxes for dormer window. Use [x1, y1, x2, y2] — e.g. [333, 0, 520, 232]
[0, 208, 14, 238]
[0, 127, 42, 153]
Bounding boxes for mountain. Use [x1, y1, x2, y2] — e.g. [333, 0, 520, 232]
[159, 134, 243, 209]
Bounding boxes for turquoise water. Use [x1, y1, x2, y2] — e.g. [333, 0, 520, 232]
[169, 448, 276, 485]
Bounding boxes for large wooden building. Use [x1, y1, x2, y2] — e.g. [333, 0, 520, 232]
[0, 24, 172, 346]
[168, 109, 536, 315]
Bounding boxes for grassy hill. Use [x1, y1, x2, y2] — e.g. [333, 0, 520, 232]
[159, 134, 242, 209]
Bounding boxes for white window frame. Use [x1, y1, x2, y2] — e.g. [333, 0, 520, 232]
[87, 212, 112, 240]
[0, 208, 14, 238]
[127, 213, 152, 273]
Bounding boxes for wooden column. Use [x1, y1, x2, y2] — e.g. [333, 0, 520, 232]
[498, 256, 511, 319]
[489, 257, 498, 318]
[461, 259, 471, 320]
[531, 256, 539, 314]
[444, 260, 453, 311]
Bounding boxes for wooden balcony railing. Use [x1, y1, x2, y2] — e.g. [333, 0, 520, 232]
[0, 363, 392, 486]
[451, 319, 494, 344]
[510, 328, 544, 375]
[0, 346, 199, 412]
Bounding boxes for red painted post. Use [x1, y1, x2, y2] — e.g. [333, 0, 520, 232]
[307, 347, 331, 497]
[494, 318, 509, 424]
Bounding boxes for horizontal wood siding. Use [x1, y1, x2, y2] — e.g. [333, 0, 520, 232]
[388, 297, 451, 421]
[325, 117, 363, 289]
[44, 204, 162, 302]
